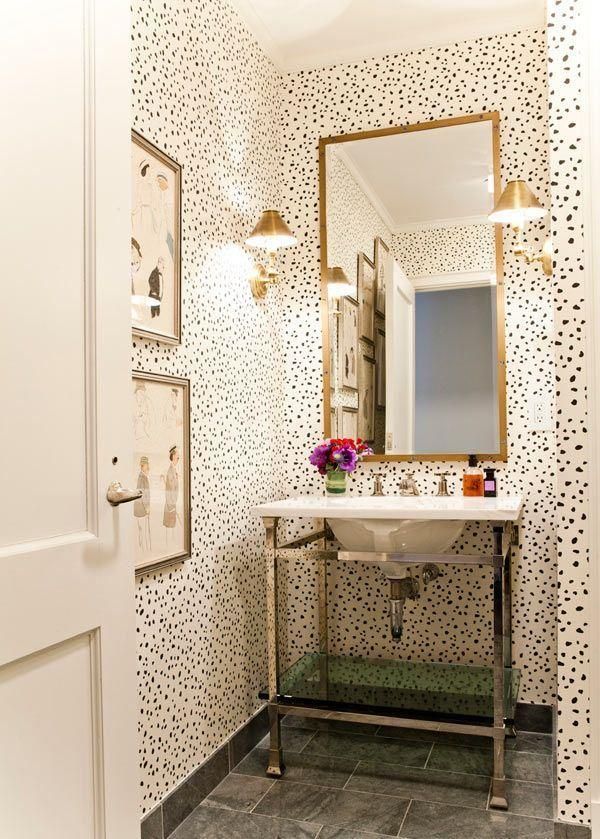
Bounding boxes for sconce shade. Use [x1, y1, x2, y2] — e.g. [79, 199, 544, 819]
[326, 266, 355, 298]
[246, 210, 297, 250]
[488, 179, 547, 225]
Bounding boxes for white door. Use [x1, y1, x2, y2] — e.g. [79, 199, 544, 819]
[386, 260, 416, 453]
[0, 1, 139, 838]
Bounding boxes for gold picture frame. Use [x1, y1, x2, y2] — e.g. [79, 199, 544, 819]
[133, 370, 191, 575]
[131, 130, 182, 345]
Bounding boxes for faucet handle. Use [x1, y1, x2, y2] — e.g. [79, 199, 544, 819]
[435, 471, 452, 496]
[400, 471, 420, 496]
[372, 473, 384, 496]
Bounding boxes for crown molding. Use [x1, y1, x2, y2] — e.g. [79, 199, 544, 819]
[225, 0, 544, 75]
[225, 0, 287, 73]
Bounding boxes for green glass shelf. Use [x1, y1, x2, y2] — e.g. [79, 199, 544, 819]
[260, 653, 520, 723]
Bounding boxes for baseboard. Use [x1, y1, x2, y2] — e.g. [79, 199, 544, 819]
[140, 704, 269, 839]
[554, 821, 592, 838]
[515, 701, 553, 734]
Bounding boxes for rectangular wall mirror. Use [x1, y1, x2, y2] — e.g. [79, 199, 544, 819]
[320, 112, 507, 461]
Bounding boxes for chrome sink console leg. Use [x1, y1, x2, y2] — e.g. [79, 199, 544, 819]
[490, 525, 508, 810]
[263, 515, 285, 778]
[318, 530, 329, 699]
[504, 526, 515, 737]
[266, 702, 284, 778]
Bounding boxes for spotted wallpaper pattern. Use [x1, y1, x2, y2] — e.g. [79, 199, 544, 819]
[326, 146, 393, 291]
[279, 29, 557, 708]
[131, 0, 284, 814]
[392, 224, 495, 278]
[547, 0, 590, 824]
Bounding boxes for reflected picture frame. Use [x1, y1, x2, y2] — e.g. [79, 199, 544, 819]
[330, 407, 338, 437]
[357, 252, 375, 344]
[340, 405, 358, 439]
[339, 296, 359, 391]
[375, 327, 386, 409]
[374, 237, 389, 317]
[358, 350, 376, 443]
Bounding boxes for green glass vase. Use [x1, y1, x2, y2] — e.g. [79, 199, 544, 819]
[325, 468, 347, 494]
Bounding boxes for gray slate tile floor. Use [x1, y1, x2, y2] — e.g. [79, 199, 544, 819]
[170, 720, 555, 838]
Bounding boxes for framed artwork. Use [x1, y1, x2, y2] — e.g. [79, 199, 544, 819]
[357, 252, 375, 344]
[358, 350, 375, 442]
[131, 130, 182, 345]
[341, 405, 358, 439]
[375, 327, 386, 409]
[133, 371, 190, 574]
[339, 296, 358, 391]
[374, 237, 389, 316]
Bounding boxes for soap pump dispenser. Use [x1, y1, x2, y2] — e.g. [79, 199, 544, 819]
[463, 454, 484, 497]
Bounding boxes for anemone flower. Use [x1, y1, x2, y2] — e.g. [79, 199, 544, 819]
[331, 445, 358, 472]
[309, 443, 330, 474]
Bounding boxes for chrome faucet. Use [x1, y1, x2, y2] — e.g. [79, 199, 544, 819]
[399, 471, 420, 496]
[435, 471, 452, 496]
[372, 473, 385, 496]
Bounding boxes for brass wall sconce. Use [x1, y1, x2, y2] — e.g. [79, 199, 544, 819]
[488, 179, 553, 276]
[246, 210, 297, 298]
[326, 266, 355, 300]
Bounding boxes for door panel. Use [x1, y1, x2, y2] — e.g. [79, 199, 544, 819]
[2, 0, 88, 547]
[0, 0, 138, 836]
[0, 634, 100, 839]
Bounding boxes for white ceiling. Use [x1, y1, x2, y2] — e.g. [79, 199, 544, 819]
[227, 0, 546, 72]
[333, 120, 494, 229]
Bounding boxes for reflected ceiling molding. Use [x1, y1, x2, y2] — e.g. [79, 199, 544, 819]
[394, 215, 491, 233]
[334, 146, 397, 233]
[411, 270, 496, 292]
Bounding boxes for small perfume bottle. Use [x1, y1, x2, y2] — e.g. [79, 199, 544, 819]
[463, 454, 484, 497]
[484, 468, 497, 498]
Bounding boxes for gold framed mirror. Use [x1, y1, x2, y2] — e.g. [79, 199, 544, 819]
[319, 112, 507, 462]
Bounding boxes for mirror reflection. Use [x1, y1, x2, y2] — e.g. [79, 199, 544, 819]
[323, 115, 505, 458]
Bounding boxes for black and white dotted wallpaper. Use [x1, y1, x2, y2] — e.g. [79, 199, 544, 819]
[131, 0, 284, 814]
[547, 0, 590, 824]
[279, 26, 558, 718]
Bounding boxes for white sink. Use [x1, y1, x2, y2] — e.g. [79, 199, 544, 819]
[326, 509, 464, 553]
[252, 494, 524, 558]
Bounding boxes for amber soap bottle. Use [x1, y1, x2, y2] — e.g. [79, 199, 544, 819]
[463, 454, 484, 497]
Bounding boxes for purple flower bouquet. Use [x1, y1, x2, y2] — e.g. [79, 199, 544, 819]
[309, 437, 373, 493]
